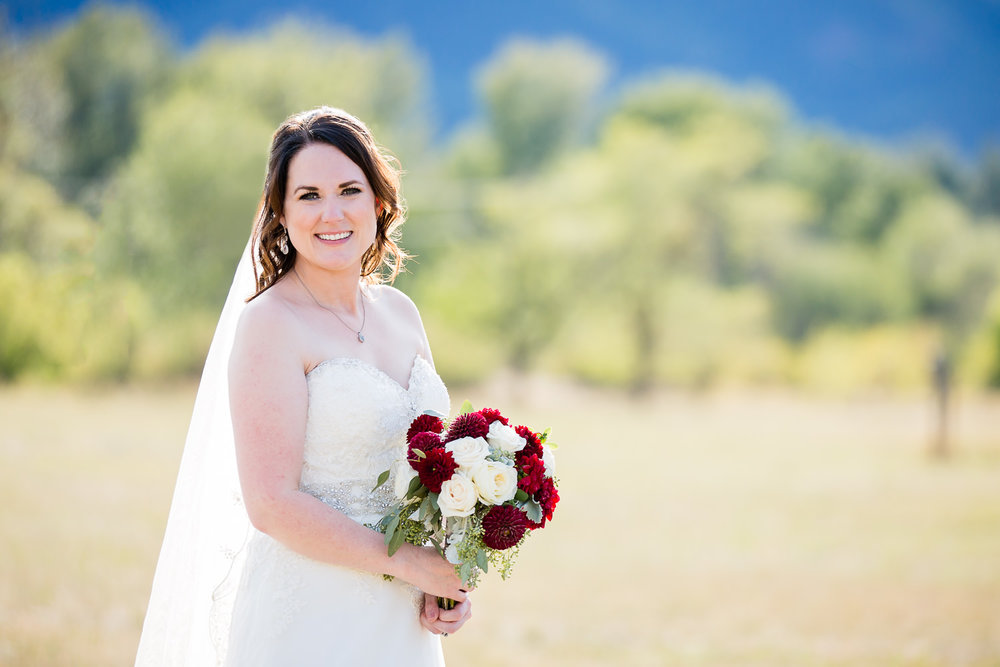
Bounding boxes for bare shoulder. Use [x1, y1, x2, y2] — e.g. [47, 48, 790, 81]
[230, 285, 304, 375]
[369, 284, 423, 324]
[369, 284, 434, 362]
[236, 288, 298, 341]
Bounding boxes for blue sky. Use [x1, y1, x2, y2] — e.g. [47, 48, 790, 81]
[7, 0, 1000, 155]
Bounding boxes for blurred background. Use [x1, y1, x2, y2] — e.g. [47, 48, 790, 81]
[1, 2, 999, 665]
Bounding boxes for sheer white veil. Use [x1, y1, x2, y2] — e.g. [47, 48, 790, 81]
[135, 241, 257, 666]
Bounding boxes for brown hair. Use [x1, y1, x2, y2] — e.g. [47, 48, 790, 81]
[247, 107, 408, 300]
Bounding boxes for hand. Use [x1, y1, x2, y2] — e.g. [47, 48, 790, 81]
[420, 593, 472, 636]
[395, 545, 468, 602]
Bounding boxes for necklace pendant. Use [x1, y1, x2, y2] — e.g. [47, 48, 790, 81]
[357, 332, 365, 343]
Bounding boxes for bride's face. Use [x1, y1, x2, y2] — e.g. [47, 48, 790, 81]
[281, 142, 379, 277]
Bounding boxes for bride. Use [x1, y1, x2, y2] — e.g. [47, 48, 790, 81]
[136, 107, 472, 666]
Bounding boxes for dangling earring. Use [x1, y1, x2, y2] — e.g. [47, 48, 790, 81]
[278, 229, 290, 255]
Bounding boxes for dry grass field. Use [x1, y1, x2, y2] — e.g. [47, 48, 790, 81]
[1, 379, 999, 666]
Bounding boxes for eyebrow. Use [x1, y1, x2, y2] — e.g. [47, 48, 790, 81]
[292, 180, 361, 194]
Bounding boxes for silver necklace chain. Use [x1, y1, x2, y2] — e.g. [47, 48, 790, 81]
[293, 269, 366, 343]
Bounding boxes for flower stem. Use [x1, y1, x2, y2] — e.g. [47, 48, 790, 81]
[437, 596, 456, 610]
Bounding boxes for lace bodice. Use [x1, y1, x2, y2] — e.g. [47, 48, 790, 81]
[298, 356, 449, 523]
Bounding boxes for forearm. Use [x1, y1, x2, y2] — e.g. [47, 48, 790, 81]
[249, 489, 416, 581]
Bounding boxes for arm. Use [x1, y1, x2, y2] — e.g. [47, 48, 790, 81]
[227, 298, 467, 602]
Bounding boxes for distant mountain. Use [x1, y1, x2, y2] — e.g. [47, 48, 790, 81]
[7, 0, 1000, 153]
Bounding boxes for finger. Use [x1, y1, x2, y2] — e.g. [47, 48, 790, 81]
[430, 617, 467, 635]
[422, 594, 440, 623]
[419, 613, 442, 635]
[436, 599, 470, 623]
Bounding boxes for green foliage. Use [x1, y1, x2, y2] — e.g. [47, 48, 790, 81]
[617, 72, 787, 141]
[181, 21, 428, 152]
[2, 6, 169, 199]
[96, 88, 271, 309]
[476, 38, 608, 174]
[768, 241, 913, 341]
[883, 194, 1000, 338]
[2, 11, 999, 391]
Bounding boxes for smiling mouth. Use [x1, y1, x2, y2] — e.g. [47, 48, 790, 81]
[317, 231, 352, 241]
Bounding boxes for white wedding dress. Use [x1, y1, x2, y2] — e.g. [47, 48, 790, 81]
[223, 355, 450, 666]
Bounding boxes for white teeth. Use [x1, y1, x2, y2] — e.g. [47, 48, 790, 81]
[317, 231, 351, 241]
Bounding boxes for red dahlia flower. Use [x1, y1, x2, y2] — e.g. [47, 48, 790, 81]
[476, 407, 509, 426]
[481, 504, 528, 550]
[407, 414, 444, 443]
[515, 425, 543, 460]
[516, 453, 545, 496]
[444, 412, 489, 442]
[407, 432, 443, 469]
[414, 448, 458, 493]
[528, 477, 560, 529]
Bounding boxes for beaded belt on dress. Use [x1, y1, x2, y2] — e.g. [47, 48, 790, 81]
[300, 479, 395, 521]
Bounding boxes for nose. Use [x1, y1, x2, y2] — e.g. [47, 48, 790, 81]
[321, 198, 344, 223]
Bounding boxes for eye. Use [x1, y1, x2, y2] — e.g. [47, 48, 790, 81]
[342, 186, 362, 196]
[299, 191, 319, 200]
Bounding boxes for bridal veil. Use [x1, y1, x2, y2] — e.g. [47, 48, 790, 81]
[135, 242, 256, 666]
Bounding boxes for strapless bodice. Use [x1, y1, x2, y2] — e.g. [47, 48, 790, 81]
[298, 356, 449, 523]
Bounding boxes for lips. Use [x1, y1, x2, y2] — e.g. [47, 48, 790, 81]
[317, 231, 352, 241]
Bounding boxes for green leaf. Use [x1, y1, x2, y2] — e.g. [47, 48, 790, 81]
[514, 489, 530, 502]
[372, 469, 391, 491]
[407, 475, 423, 495]
[429, 536, 443, 556]
[540, 428, 550, 443]
[387, 524, 406, 556]
[459, 560, 473, 584]
[419, 493, 433, 520]
[525, 500, 542, 523]
[428, 492, 439, 511]
[385, 513, 400, 541]
[476, 549, 489, 573]
[412, 448, 427, 460]
[372, 470, 389, 491]
[459, 399, 475, 415]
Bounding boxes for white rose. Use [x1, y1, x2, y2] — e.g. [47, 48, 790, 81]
[486, 421, 526, 453]
[445, 436, 490, 471]
[391, 459, 418, 500]
[470, 461, 518, 505]
[541, 444, 556, 478]
[437, 473, 478, 517]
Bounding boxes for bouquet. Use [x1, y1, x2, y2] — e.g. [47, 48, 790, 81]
[373, 401, 560, 606]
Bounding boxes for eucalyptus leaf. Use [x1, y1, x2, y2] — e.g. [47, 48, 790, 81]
[387, 525, 406, 556]
[419, 494, 432, 520]
[525, 500, 542, 523]
[459, 560, 472, 585]
[429, 492, 439, 511]
[385, 514, 400, 541]
[476, 549, 489, 573]
[372, 469, 390, 491]
[514, 489, 530, 502]
[407, 475, 423, 495]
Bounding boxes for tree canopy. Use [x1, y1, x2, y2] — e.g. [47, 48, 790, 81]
[2, 8, 999, 391]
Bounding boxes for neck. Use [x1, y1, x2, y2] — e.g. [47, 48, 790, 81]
[291, 265, 363, 316]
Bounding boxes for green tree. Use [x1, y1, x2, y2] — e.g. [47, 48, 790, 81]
[4, 6, 170, 201]
[476, 38, 608, 175]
